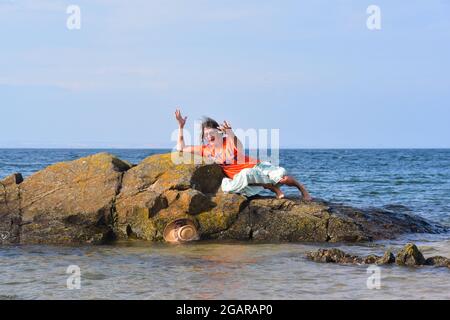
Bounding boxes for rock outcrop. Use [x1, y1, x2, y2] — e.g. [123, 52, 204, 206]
[307, 243, 450, 268]
[2, 153, 131, 244]
[0, 152, 447, 245]
[306, 248, 396, 265]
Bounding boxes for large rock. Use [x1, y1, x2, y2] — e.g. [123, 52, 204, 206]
[326, 204, 443, 241]
[114, 153, 228, 241]
[213, 198, 330, 242]
[208, 197, 445, 243]
[19, 153, 131, 244]
[0, 152, 447, 244]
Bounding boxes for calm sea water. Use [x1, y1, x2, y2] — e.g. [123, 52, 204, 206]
[0, 149, 449, 300]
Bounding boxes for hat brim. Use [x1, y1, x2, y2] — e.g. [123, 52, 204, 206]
[163, 218, 199, 243]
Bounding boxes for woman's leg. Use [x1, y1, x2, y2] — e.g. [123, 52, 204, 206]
[263, 184, 285, 199]
[278, 176, 312, 201]
[250, 183, 285, 199]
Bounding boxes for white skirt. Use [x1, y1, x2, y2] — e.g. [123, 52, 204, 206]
[221, 162, 287, 197]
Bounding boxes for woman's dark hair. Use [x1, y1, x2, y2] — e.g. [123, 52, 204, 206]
[201, 116, 220, 141]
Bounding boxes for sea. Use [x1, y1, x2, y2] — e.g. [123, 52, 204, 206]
[0, 149, 449, 300]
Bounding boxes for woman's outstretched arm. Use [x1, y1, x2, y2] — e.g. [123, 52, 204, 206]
[175, 109, 202, 155]
[175, 109, 187, 151]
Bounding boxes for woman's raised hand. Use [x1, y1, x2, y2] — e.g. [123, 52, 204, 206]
[219, 121, 232, 132]
[175, 109, 187, 128]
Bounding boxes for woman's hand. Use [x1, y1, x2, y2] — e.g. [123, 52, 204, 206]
[219, 121, 232, 133]
[175, 109, 187, 128]
[220, 120, 243, 153]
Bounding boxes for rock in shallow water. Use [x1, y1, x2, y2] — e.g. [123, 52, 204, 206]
[306, 248, 396, 265]
[306, 248, 363, 264]
[396, 243, 426, 266]
[425, 256, 450, 268]
[307, 243, 449, 269]
[0, 152, 447, 245]
[377, 250, 396, 265]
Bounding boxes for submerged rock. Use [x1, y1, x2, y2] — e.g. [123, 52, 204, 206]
[0, 152, 447, 245]
[307, 243, 448, 269]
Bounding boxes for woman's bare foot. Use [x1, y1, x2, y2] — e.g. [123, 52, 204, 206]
[299, 185, 312, 201]
[278, 176, 312, 201]
[263, 184, 285, 199]
[276, 192, 285, 199]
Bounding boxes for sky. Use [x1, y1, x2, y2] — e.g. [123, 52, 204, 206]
[1, 0, 449, 148]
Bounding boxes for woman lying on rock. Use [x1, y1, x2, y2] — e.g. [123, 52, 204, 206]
[175, 109, 312, 201]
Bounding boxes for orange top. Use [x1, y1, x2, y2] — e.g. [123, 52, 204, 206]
[201, 137, 258, 179]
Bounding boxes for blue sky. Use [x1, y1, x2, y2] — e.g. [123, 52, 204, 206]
[1, 0, 449, 148]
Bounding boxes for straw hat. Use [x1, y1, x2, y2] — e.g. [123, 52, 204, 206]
[163, 218, 199, 243]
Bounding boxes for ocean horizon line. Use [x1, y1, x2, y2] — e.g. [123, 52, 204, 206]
[1, 147, 449, 150]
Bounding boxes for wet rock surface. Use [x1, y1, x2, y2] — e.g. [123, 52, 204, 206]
[0, 152, 447, 245]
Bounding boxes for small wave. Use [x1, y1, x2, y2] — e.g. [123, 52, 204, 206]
[0, 295, 21, 300]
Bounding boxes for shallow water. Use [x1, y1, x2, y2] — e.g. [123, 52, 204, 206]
[0, 149, 449, 299]
[1, 238, 449, 300]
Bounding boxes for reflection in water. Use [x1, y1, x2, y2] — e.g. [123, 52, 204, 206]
[194, 245, 259, 299]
